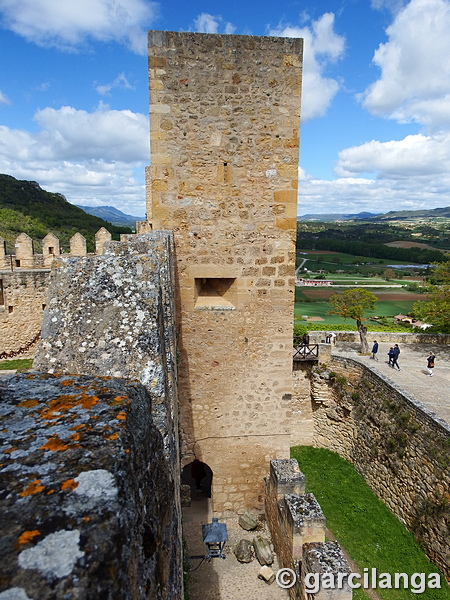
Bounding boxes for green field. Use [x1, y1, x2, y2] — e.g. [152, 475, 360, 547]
[296, 249, 429, 276]
[294, 300, 419, 325]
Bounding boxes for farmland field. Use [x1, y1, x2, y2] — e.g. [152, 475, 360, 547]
[294, 287, 429, 325]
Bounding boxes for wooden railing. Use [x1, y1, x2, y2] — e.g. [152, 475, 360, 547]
[292, 338, 319, 361]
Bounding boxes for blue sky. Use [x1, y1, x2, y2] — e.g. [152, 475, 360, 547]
[1, 0, 450, 217]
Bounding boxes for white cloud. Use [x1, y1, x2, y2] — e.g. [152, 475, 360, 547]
[0, 105, 149, 214]
[360, 0, 450, 129]
[193, 13, 236, 35]
[0, 90, 10, 104]
[268, 13, 345, 121]
[335, 132, 450, 178]
[95, 73, 134, 95]
[0, 0, 158, 54]
[297, 173, 450, 216]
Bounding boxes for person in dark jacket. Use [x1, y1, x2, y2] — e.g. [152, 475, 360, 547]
[371, 341, 379, 360]
[191, 459, 207, 492]
[392, 344, 400, 370]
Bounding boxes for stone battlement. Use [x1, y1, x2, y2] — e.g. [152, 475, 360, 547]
[0, 227, 114, 270]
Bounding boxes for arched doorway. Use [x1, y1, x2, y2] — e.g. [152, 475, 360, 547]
[181, 459, 213, 499]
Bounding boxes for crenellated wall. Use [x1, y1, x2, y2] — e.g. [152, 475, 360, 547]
[0, 228, 116, 357]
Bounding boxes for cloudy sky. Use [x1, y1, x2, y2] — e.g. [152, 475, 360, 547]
[1, 0, 450, 217]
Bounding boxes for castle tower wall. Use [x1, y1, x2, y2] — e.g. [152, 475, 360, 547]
[147, 31, 303, 514]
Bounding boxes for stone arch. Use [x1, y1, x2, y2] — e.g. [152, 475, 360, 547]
[181, 459, 213, 499]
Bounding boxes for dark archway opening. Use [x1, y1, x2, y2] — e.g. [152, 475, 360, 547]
[181, 459, 213, 499]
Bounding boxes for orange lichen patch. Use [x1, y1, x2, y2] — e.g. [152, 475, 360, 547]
[116, 411, 127, 421]
[39, 392, 100, 421]
[69, 424, 85, 431]
[61, 478, 78, 492]
[40, 436, 69, 452]
[125, 449, 130, 453]
[82, 516, 91, 522]
[106, 432, 119, 440]
[111, 395, 128, 405]
[18, 399, 39, 408]
[61, 380, 75, 386]
[77, 392, 100, 410]
[20, 480, 45, 497]
[70, 432, 80, 442]
[4, 447, 18, 454]
[47, 489, 55, 495]
[17, 530, 41, 545]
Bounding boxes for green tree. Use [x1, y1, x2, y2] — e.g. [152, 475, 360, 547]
[383, 268, 396, 281]
[413, 262, 450, 332]
[328, 288, 378, 353]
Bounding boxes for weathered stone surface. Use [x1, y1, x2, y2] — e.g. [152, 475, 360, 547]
[0, 373, 181, 599]
[258, 565, 275, 584]
[238, 511, 259, 531]
[252, 536, 274, 566]
[302, 541, 352, 600]
[234, 539, 254, 563]
[181, 484, 191, 507]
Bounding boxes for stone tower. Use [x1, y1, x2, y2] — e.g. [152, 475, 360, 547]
[147, 31, 303, 514]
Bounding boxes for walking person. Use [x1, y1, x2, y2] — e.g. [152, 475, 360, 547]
[388, 347, 395, 366]
[371, 340, 379, 360]
[427, 351, 436, 377]
[392, 343, 401, 370]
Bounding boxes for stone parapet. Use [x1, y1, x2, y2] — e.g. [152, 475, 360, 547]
[0, 373, 182, 599]
[266, 458, 350, 600]
[307, 331, 450, 345]
[301, 541, 352, 600]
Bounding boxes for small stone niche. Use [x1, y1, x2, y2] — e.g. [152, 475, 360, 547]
[194, 277, 236, 310]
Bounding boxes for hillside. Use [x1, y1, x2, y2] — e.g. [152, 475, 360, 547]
[74, 205, 144, 228]
[298, 211, 381, 221]
[298, 206, 450, 222]
[0, 174, 133, 252]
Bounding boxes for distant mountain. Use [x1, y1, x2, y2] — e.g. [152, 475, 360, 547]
[298, 206, 450, 222]
[298, 211, 381, 221]
[75, 205, 144, 228]
[368, 206, 450, 221]
[0, 174, 133, 252]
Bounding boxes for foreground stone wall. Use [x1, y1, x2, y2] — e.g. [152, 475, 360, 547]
[0, 374, 181, 599]
[310, 357, 450, 577]
[147, 31, 303, 514]
[0, 271, 48, 357]
[32, 231, 183, 595]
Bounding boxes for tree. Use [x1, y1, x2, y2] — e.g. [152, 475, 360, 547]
[383, 268, 396, 281]
[328, 288, 378, 353]
[413, 261, 450, 332]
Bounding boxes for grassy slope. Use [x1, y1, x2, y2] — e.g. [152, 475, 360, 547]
[291, 446, 450, 600]
[0, 174, 132, 252]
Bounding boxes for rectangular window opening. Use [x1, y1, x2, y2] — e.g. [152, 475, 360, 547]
[8, 305, 14, 313]
[194, 277, 236, 310]
[15, 260, 21, 267]
[0, 279, 4, 305]
[48, 247, 54, 255]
